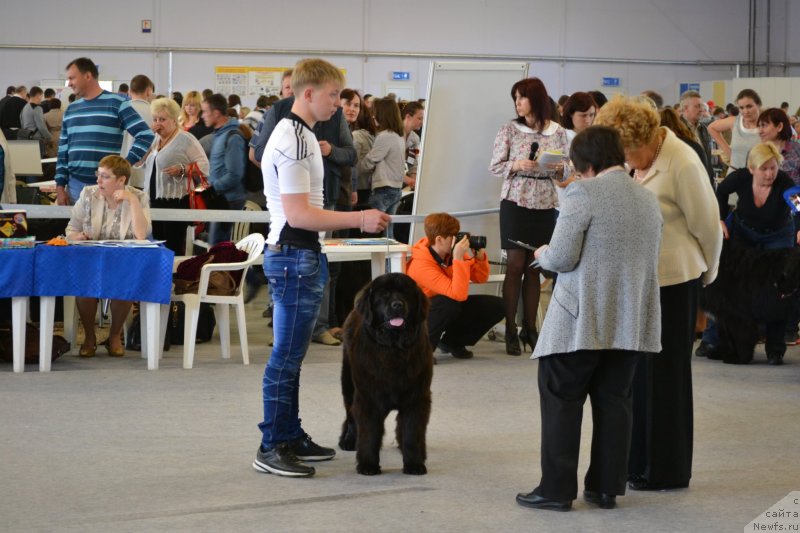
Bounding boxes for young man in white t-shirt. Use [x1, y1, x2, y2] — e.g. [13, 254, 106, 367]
[253, 59, 390, 478]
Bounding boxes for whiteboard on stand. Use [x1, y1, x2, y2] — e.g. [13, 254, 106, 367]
[411, 61, 528, 280]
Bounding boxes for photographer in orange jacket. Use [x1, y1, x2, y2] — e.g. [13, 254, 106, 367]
[406, 212, 504, 359]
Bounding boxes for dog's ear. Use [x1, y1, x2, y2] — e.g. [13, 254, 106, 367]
[355, 282, 373, 326]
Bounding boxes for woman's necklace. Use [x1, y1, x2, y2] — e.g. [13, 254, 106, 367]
[634, 132, 665, 181]
[158, 127, 179, 150]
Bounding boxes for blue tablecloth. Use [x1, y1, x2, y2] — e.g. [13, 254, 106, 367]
[34, 246, 175, 304]
[0, 248, 36, 297]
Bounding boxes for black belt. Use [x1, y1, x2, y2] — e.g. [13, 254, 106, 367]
[267, 242, 320, 253]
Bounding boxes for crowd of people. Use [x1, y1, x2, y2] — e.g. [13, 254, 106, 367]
[1, 56, 799, 509]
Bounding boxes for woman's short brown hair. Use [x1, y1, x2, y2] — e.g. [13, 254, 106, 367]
[594, 95, 660, 149]
[757, 108, 793, 142]
[424, 213, 460, 243]
[98, 155, 131, 180]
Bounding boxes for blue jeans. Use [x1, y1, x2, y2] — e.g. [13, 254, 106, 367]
[259, 248, 328, 448]
[369, 186, 402, 238]
[67, 180, 90, 205]
[208, 198, 245, 245]
[368, 186, 402, 215]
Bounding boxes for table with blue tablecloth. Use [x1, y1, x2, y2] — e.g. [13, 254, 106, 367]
[0, 248, 37, 372]
[4, 244, 175, 372]
[35, 244, 174, 371]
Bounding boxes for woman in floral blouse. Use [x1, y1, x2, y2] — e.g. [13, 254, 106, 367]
[489, 77, 569, 355]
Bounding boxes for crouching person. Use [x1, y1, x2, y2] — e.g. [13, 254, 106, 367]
[406, 212, 504, 359]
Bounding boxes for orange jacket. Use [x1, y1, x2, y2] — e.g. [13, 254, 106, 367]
[406, 237, 490, 302]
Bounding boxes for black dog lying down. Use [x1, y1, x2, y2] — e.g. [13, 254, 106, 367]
[701, 241, 800, 364]
[338, 273, 433, 475]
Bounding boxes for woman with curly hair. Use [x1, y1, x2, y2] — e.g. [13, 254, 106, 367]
[595, 95, 722, 492]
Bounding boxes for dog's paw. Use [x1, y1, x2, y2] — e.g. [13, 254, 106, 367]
[403, 463, 427, 475]
[338, 433, 356, 451]
[357, 463, 382, 476]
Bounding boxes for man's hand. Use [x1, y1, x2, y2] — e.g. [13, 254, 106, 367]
[319, 140, 332, 157]
[351, 191, 358, 206]
[362, 209, 391, 233]
[720, 220, 729, 240]
[55, 186, 70, 206]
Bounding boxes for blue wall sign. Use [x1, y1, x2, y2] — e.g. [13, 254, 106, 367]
[392, 71, 411, 81]
[679, 82, 701, 95]
[602, 77, 620, 87]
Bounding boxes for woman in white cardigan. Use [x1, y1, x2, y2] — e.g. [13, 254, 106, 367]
[595, 96, 723, 492]
[143, 97, 209, 253]
[66, 155, 151, 358]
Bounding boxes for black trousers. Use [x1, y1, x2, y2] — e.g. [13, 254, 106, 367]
[628, 279, 698, 488]
[151, 196, 191, 254]
[427, 294, 504, 348]
[535, 350, 641, 500]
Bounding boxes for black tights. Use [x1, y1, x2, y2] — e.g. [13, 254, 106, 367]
[503, 248, 540, 332]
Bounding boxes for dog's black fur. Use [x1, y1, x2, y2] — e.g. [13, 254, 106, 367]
[338, 273, 433, 475]
[701, 241, 800, 364]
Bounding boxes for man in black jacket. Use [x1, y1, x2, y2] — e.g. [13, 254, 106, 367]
[0, 86, 28, 140]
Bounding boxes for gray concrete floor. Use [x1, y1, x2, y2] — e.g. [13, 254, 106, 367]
[1, 298, 799, 533]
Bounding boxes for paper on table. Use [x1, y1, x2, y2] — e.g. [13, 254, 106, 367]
[69, 240, 165, 248]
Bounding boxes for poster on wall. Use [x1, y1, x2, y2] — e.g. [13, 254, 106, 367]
[214, 66, 274, 96]
[214, 66, 346, 97]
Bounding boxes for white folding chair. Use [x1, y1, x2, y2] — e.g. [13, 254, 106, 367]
[172, 233, 265, 369]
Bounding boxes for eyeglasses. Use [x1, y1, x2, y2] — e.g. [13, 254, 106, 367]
[95, 171, 116, 180]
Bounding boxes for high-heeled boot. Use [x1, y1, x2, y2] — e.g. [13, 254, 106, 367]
[505, 326, 521, 356]
[519, 327, 538, 352]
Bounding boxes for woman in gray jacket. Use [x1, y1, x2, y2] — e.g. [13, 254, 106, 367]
[516, 126, 663, 512]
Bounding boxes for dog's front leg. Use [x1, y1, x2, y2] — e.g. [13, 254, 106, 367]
[397, 396, 431, 475]
[354, 401, 385, 475]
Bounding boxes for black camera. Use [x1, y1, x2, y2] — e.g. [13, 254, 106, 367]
[456, 232, 487, 250]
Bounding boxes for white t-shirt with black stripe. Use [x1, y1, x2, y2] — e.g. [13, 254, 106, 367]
[262, 112, 325, 250]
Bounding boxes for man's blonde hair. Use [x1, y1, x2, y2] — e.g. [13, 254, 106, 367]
[594, 95, 660, 150]
[291, 59, 344, 95]
[748, 142, 784, 170]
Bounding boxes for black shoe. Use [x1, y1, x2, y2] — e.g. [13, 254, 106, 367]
[253, 443, 315, 477]
[785, 331, 799, 345]
[288, 434, 336, 461]
[519, 327, 538, 352]
[583, 490, 616, 509]
[627, 475, 688, 491]
[767, 353, 784, 366]
[505, 327, 521, 356]
[439, 341, 473, 359]
[516, 491, 572, 511]
[694, 341, 718, 358]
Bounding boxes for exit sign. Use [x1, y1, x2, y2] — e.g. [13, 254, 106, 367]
[392, 71, 411, 81]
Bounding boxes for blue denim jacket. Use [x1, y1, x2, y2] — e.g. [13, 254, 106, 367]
[209, 119, 247, 204]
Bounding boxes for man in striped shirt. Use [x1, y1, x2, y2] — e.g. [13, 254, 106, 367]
[55, 57, 154, 205]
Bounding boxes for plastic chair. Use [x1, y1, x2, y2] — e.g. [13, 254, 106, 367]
[231, 201, 262, 243]
[172, 233, 265, 369]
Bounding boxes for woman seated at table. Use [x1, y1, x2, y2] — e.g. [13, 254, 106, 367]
[66, 155, 152, 357]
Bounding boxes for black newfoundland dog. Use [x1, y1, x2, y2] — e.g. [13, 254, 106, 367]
[338, 273, 433, 475]
[702, 241, 800, 364]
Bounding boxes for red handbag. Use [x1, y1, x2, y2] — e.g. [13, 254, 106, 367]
[185, 163, 229, 235]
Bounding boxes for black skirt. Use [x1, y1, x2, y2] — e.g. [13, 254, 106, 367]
[499, 199, 556, 249]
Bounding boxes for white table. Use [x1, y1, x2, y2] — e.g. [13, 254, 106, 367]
[322, 239, 410, 276]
